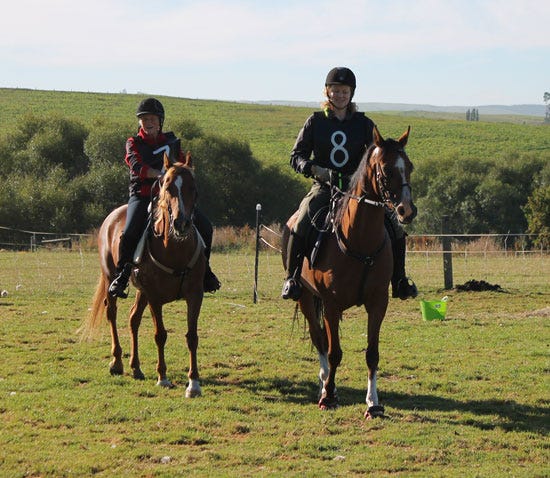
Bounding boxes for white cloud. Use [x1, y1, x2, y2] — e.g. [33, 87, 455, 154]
[2, 0, 547, 104]
[3, 0, 549, 68]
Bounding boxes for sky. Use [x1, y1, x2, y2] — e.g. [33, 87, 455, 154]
[2, 0, 549, 106]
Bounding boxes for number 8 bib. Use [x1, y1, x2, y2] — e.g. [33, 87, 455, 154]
[330, 131, 349, 168]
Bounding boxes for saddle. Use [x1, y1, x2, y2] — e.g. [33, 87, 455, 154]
[133, 220, 150, 265]
[308, 188, 344, 266]
[308, 211, 329, 266]
[133, 200, 156, 265]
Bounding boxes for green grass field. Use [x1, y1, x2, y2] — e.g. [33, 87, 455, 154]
[0, 249, 548, 477]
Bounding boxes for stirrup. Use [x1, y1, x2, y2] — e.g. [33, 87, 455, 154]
[393, 277, 418, 300]
[281, 278, 302, 301]
[108, 278, 129, 298]
[108, 266, 132, 299]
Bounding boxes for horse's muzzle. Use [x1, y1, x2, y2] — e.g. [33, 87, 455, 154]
[396, 202, 417, 225]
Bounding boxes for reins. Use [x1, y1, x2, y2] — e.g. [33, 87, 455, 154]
[335, 187, 387, 209]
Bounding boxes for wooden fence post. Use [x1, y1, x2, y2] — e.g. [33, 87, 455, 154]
[442, 215, 453, 289]
[253, 204, 262, 303]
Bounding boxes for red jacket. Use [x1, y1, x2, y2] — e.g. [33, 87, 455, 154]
[125, 127, 183, 197]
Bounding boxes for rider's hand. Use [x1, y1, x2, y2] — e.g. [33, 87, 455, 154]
[311, 165, 331, 183]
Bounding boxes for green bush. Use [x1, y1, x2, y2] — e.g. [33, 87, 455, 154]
[0, 105, 547, 236]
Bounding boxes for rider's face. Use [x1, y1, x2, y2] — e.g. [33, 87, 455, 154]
[139, 114, 161, 138]
[327, 85, 352, 110]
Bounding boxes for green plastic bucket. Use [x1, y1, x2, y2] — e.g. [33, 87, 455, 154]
[420, 297, 448, 321]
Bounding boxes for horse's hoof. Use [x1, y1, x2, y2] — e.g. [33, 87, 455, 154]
[185, 379, 202, 398]
[185, 387, 202, 398]
[156, 379, 175, 388]
[133, 370, 145, 380]
[318, 396, 339, 410]
[109, 362, 123, 376]
[364, 405, 385, 419]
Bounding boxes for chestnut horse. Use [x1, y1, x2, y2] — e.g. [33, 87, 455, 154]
[282, 126, 416, 418]
[81, 153, 206, 397]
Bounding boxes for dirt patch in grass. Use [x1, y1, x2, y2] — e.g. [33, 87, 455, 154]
[519, 307, 550, 318]
[455, 279, 505, 292]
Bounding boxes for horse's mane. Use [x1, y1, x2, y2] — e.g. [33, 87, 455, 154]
[333, 144, 376, 227]
[153, 162, 195, 231]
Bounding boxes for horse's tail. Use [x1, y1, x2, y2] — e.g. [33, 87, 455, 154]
[78, 274, 108, 341]
[292, 295, 325, 340]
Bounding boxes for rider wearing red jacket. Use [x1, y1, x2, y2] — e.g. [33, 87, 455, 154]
[108, 98, 221, 298]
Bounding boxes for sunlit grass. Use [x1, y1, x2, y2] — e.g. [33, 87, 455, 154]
[0, 250, 548, 476]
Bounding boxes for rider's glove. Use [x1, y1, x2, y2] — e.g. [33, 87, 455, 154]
[311, 165, 331, 183]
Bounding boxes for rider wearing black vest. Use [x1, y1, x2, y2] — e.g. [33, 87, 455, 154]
[282, 67, 417, 301]
[108, 98, 221, 298]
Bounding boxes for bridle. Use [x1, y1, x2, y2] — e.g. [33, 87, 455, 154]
[331, 147, 412, 266]
[153, 171, 196, 241]
[337, 149, 412, 211]
[374, 156, 413, 211]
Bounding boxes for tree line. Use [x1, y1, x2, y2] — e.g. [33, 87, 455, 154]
[0, 114, 548, 246]
[0, 115, 304, 233]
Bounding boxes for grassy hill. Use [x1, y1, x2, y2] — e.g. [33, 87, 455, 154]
[1, 87, 549, 175]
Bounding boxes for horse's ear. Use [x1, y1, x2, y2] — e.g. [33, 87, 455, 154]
[163, 152, 171, 170]
[398, 126, 411, 147]
[373, 125, 383, 147]
[183, 151, 193, 168]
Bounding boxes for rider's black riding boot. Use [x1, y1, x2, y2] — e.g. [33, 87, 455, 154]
[108, 233, 135, 299]
[193, 209, 221, 293]
[203, 245, 221, 293]
[391, 236, 418, 300]
[281, 233, 305, 300]
[108, 263, 134, 299]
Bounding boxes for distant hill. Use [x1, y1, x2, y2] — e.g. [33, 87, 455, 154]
[254, 101, 546, 117]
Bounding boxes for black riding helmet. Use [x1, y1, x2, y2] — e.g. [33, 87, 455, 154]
[325, 67, 356, 100]
[136, 97, 165, 129]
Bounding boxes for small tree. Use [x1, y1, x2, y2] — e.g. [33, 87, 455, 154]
[544, 92, 550, 122]
[524, 185, 550, 248]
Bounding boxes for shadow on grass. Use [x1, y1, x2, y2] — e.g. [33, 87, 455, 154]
[341, 386, 548, 434]
[203, 375, 320, 405]
[204, 374, 549, 435]
[378, 390, 549, 434]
